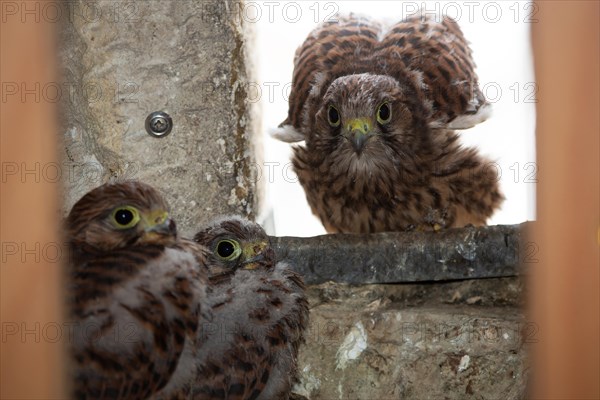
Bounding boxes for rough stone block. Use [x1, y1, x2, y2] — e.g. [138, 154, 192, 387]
[294, 281, 530, 399]
[59, 0, 260, 236]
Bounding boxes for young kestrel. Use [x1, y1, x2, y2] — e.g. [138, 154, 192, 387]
[66, 181, 209, 399]
[193, 216, 308, 400]
[273, 14, 503, 233]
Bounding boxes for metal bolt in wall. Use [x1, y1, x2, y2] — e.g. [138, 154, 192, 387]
[145, 111, 173, 137]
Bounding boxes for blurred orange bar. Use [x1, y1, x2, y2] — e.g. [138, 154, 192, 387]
[531, 1, 600, 399]
[0, 1, 66, 398]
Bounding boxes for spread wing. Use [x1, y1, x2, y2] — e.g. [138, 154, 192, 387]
[378, 14, 490, 129]
[272, 13, 489, 143]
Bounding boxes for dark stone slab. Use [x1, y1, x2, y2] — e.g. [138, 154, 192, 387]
[271, 222, 534, 284]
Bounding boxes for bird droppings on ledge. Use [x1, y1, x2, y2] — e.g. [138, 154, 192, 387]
[336, 321, 368, 370]
[458, 354, 471, 372]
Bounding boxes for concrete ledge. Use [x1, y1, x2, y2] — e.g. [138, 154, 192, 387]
[273, 223, 534, 284]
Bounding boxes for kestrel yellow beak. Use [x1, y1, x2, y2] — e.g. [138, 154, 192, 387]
[241, 240, 269, 270]
[345, 118, 373, 152]
[141, 210, 176, 238]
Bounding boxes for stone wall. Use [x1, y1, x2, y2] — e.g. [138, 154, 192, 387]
[276, 225, 531, 399]
[59, 0, 261, 236]
[293, 279, 529, 399]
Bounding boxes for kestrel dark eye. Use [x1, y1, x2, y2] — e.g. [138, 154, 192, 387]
[115, 209, 134, 225]
[327, 105, 341, 127]
[111, 206, 140, 229]
[216, 239, 242, 261]
[377, 102, 392, 124]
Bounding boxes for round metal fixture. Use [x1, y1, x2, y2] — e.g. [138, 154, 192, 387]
[145, 111, 173, 137]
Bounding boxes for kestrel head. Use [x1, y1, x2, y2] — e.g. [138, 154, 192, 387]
[312, 73, 430, 172]
[193, 216, 275, 279]
[66, 181, 177, 251]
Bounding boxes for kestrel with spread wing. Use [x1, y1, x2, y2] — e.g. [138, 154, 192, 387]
[273, 13, 503, 233]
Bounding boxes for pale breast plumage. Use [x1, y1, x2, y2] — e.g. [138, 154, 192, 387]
[67, 181, 209, 399]
[193, 216, 308, 400]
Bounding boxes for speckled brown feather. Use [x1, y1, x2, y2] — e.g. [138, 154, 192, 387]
[66, 181, 209, 399]
[278, 14, 502, 233]
[294, 118, 503, 232]
[193, 217, 308, 400]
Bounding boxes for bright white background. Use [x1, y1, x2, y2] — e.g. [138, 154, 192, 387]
[251, 1, 537, 236]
